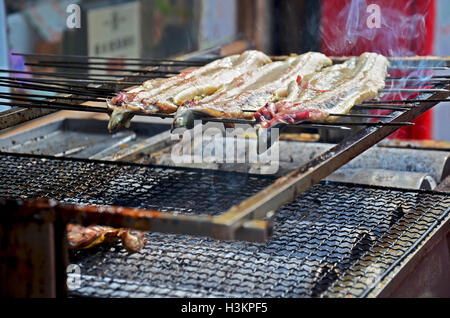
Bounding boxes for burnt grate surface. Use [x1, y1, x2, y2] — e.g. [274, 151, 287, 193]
[0, 153, 274, 216]
[66, 183, 449, 298]
[0, 153, 449, 297]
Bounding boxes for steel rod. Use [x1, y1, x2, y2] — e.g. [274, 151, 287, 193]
[379, 88, 448, 93]
[388, 66, 449, 70]
[0, 77, 114, 93]
[0, 68, 167, 79]
[388, 75, 450, 79]
[0, 101, 108, 113]
[0, 79, 115, 94]
[0, 81, 112, 98]
[12, 52, 212, 65]
[0, 92, 106, 102]
[241, 108, 395, 118]
[352, 105, 410, 111]
[25, 62, 180, 74]
[0, 98, 413, 127]
[0, 94, 107, 109]
[363, 99, 449, 104]
[386, 78, 450, 83]
[0, 76, 141, 86]
[34, 60, 206, 67]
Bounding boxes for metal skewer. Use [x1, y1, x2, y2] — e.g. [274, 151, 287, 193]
[0, 96, 414, 128]
[0, 81, 113, 98]
[241, 108, 395, 118]
[32, 60, 206, 68]
[24, 62, 180, 74]
[379, 88, 449, 93]
[0, 68, 168, 79]
[362, 98, 449, 104]
[0, 92, 106, 102]
[388, 75, 450, 80]
[12, 52, 213, 65]
[0, 77, 114, 93]
[0, 76, 142, 86]
[388, 66, 449, 70]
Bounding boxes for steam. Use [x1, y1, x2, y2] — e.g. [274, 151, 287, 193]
[319, 0, 435, 138]
[320, 0, 431, 57]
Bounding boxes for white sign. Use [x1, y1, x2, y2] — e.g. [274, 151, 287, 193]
[198, 0, 237, 49]
[87, 1, 141, 65]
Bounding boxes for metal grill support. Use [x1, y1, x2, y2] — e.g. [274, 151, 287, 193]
[0, 153, 449, 297]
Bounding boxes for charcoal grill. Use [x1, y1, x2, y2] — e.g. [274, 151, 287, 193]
[0, 48, 449, 297]
[1, 155, 449, 297]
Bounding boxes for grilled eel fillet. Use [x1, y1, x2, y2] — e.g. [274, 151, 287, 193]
[107, 50, 272, 131]
[255, 52, 389, 128]
[67, 224, 147, 253]
[173, 52, 332, 128]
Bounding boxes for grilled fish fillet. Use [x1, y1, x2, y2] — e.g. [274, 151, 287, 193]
[67, 224, 147, 253]
[173, 52, 332, 128]
[107, 50, 272, 131]
[255, 52, 389, 128]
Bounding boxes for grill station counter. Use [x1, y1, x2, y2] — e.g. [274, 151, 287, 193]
[0, 43, 449, 298]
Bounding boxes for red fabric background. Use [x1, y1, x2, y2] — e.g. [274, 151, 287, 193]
[320, 0, 435, 139]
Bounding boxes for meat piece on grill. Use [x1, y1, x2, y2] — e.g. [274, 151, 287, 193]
[254, 52, 389, 128]
[67, 224, 147, 253]
[106, 50, 272, 131]
[173, 52, 332, 128]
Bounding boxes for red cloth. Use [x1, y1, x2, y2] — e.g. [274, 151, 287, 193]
[320, 0, 435, 139]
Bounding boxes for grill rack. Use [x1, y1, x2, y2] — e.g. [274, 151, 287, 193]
[1, 50, 449, 298]
[1, 53, 449, 130]
[0, 53, 450, 242]
[0, 153, 449, 297]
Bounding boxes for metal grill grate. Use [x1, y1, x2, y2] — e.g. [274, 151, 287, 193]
[0, 153, 274, 216]
[0, 153, 448, 297]
[65, 183, 449, 298]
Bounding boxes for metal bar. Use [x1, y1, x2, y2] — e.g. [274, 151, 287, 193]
[388, 75, 450, 79]
[296, 121, 413, 126]
[379, 88, 448, 93]
[0, 101, 108, 114]
[0, 75, 141, 86]
[241, 108, 395, 118]
[12, 52, 212, 65]
[0, 68, 168, 79]
[331, 55, 450, 63]
[0, 81, 112, 98]
[34, 60, 206, 67]
[6, 198, 269, 243]
[0, 107, 54, 131]
[352, 105, 410, 111]
[363, 99, 449, 104]
[388, 66, 449, 70]
[0, 99, 413, 127]
[0, 92, 106, 102]
[24, 62, 180, 74]
[386, 78, 450, 83]
[211, 84, 450, 240]
[0, 77, 114, 93]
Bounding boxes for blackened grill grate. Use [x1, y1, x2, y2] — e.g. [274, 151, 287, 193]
[0, 153, 274, 216]
[0, 153, 449, 297]
[67, 184, 449, 298]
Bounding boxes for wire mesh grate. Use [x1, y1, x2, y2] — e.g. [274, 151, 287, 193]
[67, 184, 449, 298]
[0, 153, 449, 297]
[0, 153, 274, 216]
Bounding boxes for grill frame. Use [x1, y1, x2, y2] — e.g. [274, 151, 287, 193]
[0, 54, 449, 241]
[1, 150, 449, 298]
[55, 181, 448, 298]
[1, 52, 450, 298]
